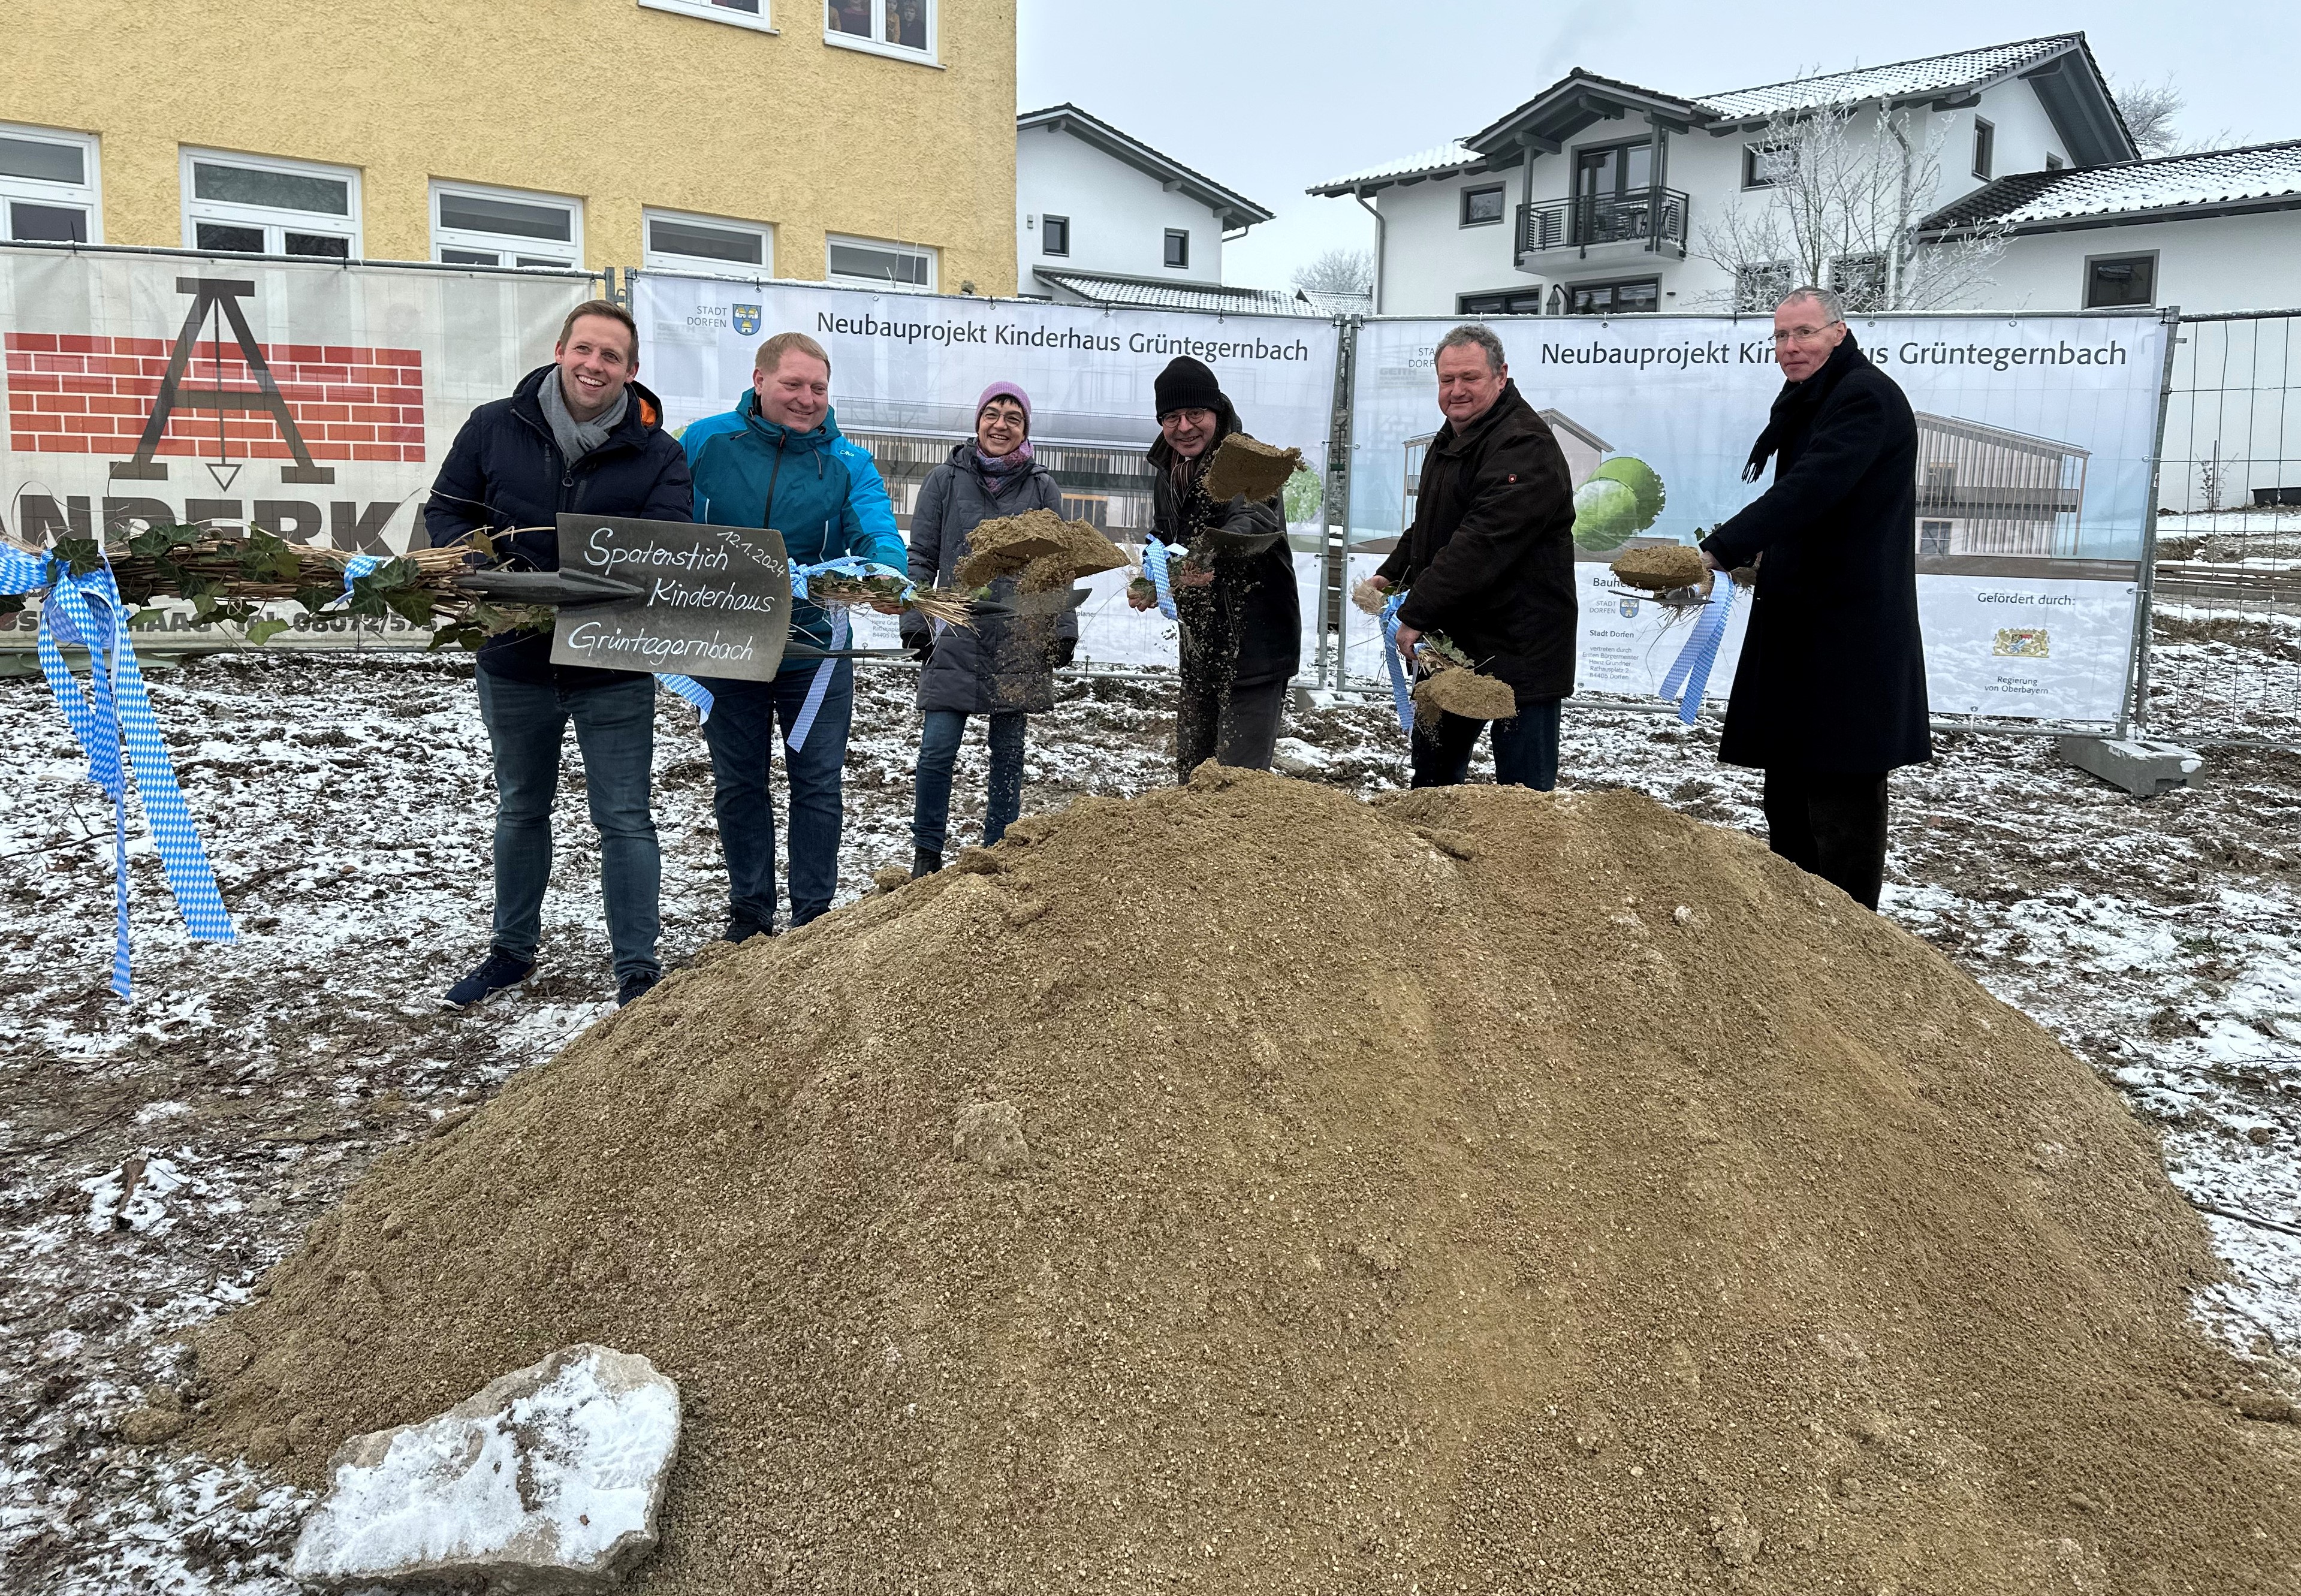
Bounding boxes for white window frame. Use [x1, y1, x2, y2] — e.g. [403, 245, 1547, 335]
[638, 0, 775, 32]
[430, 179, 583, 269]
[643, 207, 774, 274]
[180, 147, 360, 258]
[822, 0, 939, 67]
[824, 232, 937, 292]
[1, 122, 102, 245]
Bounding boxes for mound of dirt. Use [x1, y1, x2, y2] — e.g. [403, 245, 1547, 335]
[194, 773, 2300, 1593]
[955, 509, 1127, 593]
[1413, 665, 1517, 722]
[1611, 543, 1709, 592]
[1201, 435, 1303, 503]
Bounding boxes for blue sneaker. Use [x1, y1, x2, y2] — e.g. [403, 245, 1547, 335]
[444, 948, 535, 1007]
[617, 970, 661, 1007]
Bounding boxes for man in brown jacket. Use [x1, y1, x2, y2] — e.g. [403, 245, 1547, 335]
[1370, 324, 1577, 788]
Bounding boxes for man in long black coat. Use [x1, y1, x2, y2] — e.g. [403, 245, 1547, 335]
[1700, 286, 1931, 910]
[1373, 324, 1577, 789]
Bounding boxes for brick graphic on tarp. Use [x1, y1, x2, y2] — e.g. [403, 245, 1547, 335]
[4, 281, 423, 478]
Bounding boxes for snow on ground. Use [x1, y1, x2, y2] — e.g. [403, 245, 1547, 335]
[2, 627, 2297, 1592]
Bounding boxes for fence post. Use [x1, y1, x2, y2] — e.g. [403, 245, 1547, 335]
[1318, 315, 1360, 689]
[2124, 305, 2185, 738]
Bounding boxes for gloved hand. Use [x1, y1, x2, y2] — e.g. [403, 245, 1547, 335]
[1053, 636, 1077, 668]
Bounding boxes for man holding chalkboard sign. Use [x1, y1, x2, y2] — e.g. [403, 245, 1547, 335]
[683, 331, 906, 940]
[424, 300, 694, 1010]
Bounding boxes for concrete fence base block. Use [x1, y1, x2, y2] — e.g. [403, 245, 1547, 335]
[2056, 736, 2205, 797]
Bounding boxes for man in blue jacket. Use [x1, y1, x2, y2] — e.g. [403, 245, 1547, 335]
[424, 300, 692, 1009]
[684, 330, 905, 940]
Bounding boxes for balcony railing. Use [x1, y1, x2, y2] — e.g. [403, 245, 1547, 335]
[1518, 189, 1689, 258]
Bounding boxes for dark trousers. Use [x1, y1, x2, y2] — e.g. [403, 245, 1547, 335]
[1762, 768, 1889, 910]
[1176, 676, 1287, 782]
[1409, 697, 1562, 791]
[701, 660, 854, 933]
[913, 708, 1027, 856]
[475, 669, 660, 981]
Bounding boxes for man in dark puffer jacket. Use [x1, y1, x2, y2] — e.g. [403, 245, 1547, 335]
[423, 300, 692, 1010]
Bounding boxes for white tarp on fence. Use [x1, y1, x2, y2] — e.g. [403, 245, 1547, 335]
[0, 246, 592, 650]
[631, 271, 1339, 665]
[1343, 310, 2172, 726]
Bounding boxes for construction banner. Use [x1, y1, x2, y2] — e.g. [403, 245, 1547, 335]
[1343, 310, 2172, 727]
[0, 245, 593, 648]
[629, 271, 1339, 665]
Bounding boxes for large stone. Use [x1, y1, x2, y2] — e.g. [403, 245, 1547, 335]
[291, 1344, 680, 1594]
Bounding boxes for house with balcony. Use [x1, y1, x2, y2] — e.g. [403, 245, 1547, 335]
[1310, 35, 2138, 316]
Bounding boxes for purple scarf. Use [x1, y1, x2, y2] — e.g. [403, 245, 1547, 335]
[975, 438, 1035, 495]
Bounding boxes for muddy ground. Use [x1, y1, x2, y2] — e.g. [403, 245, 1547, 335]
[2, 621, 2296, 1593]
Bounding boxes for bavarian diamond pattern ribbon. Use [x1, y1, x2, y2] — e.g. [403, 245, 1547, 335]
[1141, 533, 1182, 621]
[1658, 571, 1736, 726]
[3, 550, 235, 1000]
[785, 610, 851, 754]
[1379, 590, 1415, 734]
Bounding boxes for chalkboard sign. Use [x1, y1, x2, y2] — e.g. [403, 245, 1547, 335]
[548, 515, 792, 682]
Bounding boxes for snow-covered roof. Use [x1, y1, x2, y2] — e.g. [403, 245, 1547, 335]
[1032, 268, 1311, 318]
[1699, 35, 2079, 121]
[1313, 32, 2134, 198]
[1308, 144, 1491, 195]
[1018, 105, 1272, 230]
[1924, 140, 2301, 232]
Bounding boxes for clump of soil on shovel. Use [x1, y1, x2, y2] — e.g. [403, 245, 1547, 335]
[1200, 434, 1302, 503]
[195, 771, 2301, 1594]
[1412, 664, 1518, 722]
[1611, 542, 1709, 592]
[955, 508, 1127, 593]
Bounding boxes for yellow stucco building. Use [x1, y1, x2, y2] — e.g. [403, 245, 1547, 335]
[2, 0, 1017, 294]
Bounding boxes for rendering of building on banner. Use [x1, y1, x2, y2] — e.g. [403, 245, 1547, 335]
[1311, 32, 2301, 320]
[1914, 414, 2089, 563]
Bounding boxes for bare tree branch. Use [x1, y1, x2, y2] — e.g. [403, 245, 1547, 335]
[1289, 249, 1374, 296]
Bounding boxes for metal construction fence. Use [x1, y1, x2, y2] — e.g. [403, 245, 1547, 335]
[2141, 310, 2301, 750]
[2, 241, 2298, 754]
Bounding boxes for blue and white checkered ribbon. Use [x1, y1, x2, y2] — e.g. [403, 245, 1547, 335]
[1658, 571, 1736, 726]
[786, 610, 850, 753]
[1, 550, 235, 1000]
[1141, 534, 1181, 621]
[1379, 590, 1415, 734]
[660, 674, 713, 722]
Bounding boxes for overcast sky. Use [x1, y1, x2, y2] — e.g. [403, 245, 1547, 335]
[1015, 0, 2296, 291]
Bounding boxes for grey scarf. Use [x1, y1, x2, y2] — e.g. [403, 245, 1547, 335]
[536, 366, 628, 465]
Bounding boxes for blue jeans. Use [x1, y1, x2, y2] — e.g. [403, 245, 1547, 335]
[1409, 696, 1562, 791]
[475, 669, 661, 981]
[912, 710, 1026, 856]
[701, 660, 853, 931]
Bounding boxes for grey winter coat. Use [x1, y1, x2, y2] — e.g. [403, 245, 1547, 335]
[903, 445, 1081, 715]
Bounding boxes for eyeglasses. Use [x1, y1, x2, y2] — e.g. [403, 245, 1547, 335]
[1771, 322, 1843, 345]
[1157, 408, 1214, 425]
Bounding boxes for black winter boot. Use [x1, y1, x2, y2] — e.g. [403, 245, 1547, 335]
[911, 849, 942, 878]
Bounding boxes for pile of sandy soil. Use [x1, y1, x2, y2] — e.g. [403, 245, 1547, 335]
[1611, 544, 1709, 592]
[1413, 663, 1518, 722]
[1201, 435, 1302, 503]
[192, 771, 2300, 1592]
[955, 509, 1127, 593]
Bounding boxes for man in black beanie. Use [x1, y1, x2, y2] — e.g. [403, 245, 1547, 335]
[1129, 355, 1298, 778]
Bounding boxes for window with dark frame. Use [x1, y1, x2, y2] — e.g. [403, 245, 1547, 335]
[1457, 289, 1544, 315]
[2044, 152, 2064, 171]
[1163, 228, 1189, 270]
[1919, 520, 1954, 556]
[1973, 118, 1995, 180]
[1567, 277, 1660, 315]
[1461, 185, 1506, 227]
[1742, 144, 1791, 189]
[2085, 254, 2155, 309]
[1042, 214, 1069, 256]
